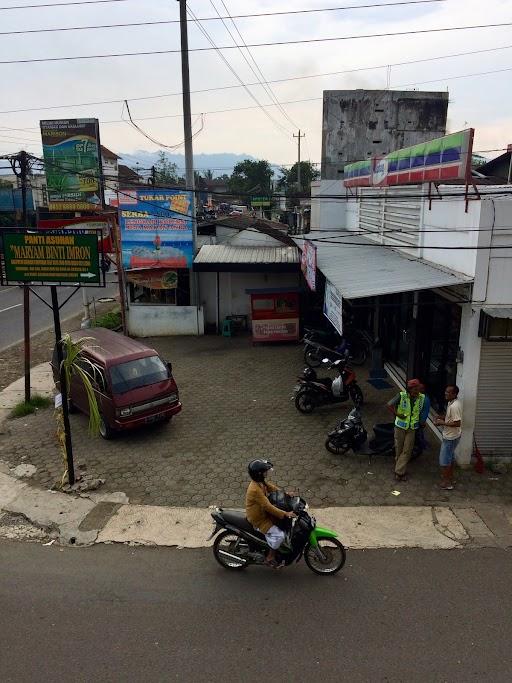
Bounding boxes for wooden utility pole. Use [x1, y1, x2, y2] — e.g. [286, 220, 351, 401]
[177, 0, 197, 306]
[293, 130, 305, 193]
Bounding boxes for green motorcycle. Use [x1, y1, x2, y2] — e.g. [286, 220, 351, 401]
[209, 496, 346, 575]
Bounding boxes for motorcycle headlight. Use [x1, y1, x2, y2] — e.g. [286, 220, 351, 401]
[119, 407, 132, 417]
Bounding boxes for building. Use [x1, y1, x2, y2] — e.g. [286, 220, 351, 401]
[477, 150, 512, 184]
[309, 127, 512, 464]
[321, 89, 449, 180]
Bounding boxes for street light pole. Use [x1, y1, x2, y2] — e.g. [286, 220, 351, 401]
[19, 151, 31, 403]
[177, 0, 197, 306]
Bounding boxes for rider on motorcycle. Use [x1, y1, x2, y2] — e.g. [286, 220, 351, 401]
[245, 460, 296, 567]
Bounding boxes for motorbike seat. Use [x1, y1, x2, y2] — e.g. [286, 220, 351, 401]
[316, 377, 332, 389]
[221, 509, 266, 538]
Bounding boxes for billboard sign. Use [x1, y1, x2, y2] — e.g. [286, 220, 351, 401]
[344, 129, 474, 188]
[323, 280, 343, 336]
[251, 196, 272, 207]
[118, 188, 194, 269]
[1, 229, 102, 286]
[300, 239, 317, 291]
[40, 118, 103, 212]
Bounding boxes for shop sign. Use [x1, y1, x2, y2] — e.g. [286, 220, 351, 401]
[252, 318, 299, 342]
[126, 268, 178, 290]
[344, 128, 474, 188]
[323, 280, 343, 336]
[251, 196, 272, 207]
[300, 239, 317, 291]
[118, 188, 194, 269]
[40, 119, 103, 212]
[1, 229, 101, 286]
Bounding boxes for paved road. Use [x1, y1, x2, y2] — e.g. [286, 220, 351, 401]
[1, 541, 511, 682]
[0, 280, 118, 351]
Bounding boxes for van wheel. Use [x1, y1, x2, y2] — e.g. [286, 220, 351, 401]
[99, 414, 114, 440]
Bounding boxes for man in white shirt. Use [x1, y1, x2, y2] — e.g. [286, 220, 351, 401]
[434, 385, 462, 490]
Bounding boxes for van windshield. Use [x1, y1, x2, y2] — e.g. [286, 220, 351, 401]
[109, 356, 168, 394]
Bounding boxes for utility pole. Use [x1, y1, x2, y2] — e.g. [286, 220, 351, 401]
[293, 130, 305, 193]
[15, 151, 31, 403]
[177, 0, 197, 307]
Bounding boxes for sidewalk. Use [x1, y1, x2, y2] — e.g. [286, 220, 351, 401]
[0, 363, 54, 428]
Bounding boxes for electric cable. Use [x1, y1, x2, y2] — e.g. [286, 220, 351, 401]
[1, 43, 510, 115]
[2, 21, 511, 64]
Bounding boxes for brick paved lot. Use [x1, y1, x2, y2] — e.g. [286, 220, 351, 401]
[1, 334, 511, 508]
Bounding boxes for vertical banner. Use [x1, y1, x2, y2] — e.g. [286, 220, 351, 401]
[300, 239, 317, 291]
[323, 280, 343, 336]
[118, 188, 194, 269]
[40, 118, 103, 211]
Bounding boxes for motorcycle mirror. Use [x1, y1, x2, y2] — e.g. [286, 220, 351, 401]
[322, 358, 330, 363]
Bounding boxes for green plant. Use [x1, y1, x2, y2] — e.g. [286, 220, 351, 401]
[10, 394, 52, 419]
[93, 308, 121, 330]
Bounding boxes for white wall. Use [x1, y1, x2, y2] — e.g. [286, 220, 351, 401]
[128, 305, 204, 336]
[311, 180, 346, 230]
[199, 271, 300, 327]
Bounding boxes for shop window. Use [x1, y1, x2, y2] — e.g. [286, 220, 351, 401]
[252, 298, 275, 311]
[480, 313, 512, 341]
[129, 283, 177, 305]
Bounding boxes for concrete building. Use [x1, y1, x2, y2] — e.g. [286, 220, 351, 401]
[321, 90, 449, 180]
[307, 176, 512, 465]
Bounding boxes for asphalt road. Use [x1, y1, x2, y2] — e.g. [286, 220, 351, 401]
[1, 542, 511, 682]
[0, 280, 118, 351]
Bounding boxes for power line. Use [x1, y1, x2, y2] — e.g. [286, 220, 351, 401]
[1, 43, 510, 115]
[2, 22, 512, 64]
[0, 0, 447, 30]
[0, 0, 132, 9]
[186, 5, 291, 138]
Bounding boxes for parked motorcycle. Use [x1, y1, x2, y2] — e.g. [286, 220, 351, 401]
[325, 410, 425, 460]
[293, 357, 364, 414]
[303, 327, 368, 368]
[209, 494, 346, 575]
[325, 408, 367, 455]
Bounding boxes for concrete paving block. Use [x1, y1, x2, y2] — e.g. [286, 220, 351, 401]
[452, 507, 496, 546]
[0, 471, 29, 508]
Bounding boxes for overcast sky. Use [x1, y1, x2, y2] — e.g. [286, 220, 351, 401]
[0, 0, 511, 167]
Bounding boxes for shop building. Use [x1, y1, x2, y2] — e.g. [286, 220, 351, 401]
[309, 174, 512, 464]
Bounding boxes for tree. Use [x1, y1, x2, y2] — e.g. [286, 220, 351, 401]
[277, 161, 319, 195]
[154, 151, 180, 185]
[229, 159, 273, 197]
[202, 169, 214, 181]
[55, 334, 101, 486]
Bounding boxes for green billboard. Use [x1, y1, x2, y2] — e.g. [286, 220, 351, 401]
[251, 196, 272, 207]
[1, 230, 101, 285]
[40, 118, 103, 212]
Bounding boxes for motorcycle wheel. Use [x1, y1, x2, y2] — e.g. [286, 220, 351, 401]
[295, 390, 315, 414]
[304, 537, 346, 575]
[304, 347, 323, 368]
[349, 384, 364, 407]
[213, 531, 248, 571]
[325, 439, 350, 455]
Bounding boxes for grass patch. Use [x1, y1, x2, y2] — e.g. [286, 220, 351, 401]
[93, 307, 121, 330]
[10, 394, 52, 419]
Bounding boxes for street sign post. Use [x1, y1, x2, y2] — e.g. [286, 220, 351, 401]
[0, 229, 105, 486]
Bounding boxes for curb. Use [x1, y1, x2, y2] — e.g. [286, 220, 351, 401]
[1, 466, 511, 550]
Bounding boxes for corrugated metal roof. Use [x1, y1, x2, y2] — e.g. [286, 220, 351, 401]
[295, 232, 472, 299]
[194, 244, 300, 265]
[483, 307, 512, 319]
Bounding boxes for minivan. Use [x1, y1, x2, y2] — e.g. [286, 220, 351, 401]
[51, 328, 182, 439]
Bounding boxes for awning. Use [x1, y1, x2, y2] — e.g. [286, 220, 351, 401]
[482, 307, 512, 319]
[193, 244, 300, 272]
[295, 232, 472, 299]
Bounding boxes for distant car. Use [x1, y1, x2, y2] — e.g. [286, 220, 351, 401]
[51, 328, 182, 439]
[229, 210, 243, 216]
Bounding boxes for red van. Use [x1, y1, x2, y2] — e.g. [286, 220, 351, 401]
[51, 328, 182, 439]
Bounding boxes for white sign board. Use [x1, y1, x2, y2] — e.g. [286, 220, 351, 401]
[300, 239, 317, 292]
[323, 280, 343, 336]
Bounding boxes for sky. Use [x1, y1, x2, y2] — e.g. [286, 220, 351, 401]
[0, 0, 511, 169]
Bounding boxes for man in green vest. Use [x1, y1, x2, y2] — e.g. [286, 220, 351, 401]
[387, 379, 426, 482]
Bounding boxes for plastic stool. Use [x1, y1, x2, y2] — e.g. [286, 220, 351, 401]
[222, 318, 233, 337]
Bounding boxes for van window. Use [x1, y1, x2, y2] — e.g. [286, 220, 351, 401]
[109, 356, 168, 394]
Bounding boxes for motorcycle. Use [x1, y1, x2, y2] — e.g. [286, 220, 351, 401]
[325, 408, 367, 455]
[209, 494, 346, 575]
[293, 357, 364, 414]
[325, 410, 425, 461]
[303, 328, 368, 368]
